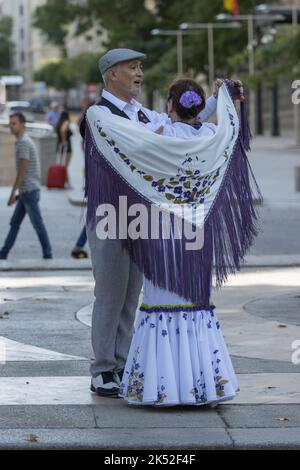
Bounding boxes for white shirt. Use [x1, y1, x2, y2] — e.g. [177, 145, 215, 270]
[142, 120, 217, 138]
[101, 89, 217, 125]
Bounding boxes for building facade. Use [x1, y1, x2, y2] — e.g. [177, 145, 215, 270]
[0, 0, 105, 98]
[0, 0, 61, 93]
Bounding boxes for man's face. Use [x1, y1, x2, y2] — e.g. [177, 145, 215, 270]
[9, 116, 25, 136]
[108, 59, 143, 100]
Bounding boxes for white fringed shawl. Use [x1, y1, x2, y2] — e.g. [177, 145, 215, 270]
[84, 80, 260, 305]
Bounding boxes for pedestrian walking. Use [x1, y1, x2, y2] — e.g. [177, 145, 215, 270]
[71, 226, 88, 259]
[46, 101, 61, 128]
[56, 111, 73, 189]
[0, 113, 52, 260]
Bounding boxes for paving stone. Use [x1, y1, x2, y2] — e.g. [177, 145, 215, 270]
[0, 361, 90, 377]
[219, 404, 300, 428]
[229, 427, 300, 449]
[245, 293, 300, 326]
[0, 428, 233, 450]
[231, 356, 299, 374]
[93, 404, 225, 428]
[0, 405, 96, 429]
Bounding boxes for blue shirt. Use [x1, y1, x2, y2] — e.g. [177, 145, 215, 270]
[47, 110, 60, 127]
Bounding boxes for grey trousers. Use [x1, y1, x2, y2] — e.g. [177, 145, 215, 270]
[87, 226, 143, 377]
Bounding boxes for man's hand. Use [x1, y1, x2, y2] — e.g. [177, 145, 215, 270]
[7, 192, 17, 206]
[231, 79, 244, 101]
[213, 79, 223, 98]
[213, 79, 244, 101]
[155, 125, 164, 134]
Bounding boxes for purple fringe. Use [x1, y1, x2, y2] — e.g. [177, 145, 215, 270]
[84, 81, 261, 305]
[240, 100, 252, 151]
[139, 304, 216, 313]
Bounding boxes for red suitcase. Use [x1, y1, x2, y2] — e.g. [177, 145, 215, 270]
[46, 164, 67, 189]
[46, 143, 67, 189]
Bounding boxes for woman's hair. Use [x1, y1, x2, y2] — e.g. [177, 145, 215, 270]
[168, 78, 206, 120]
[56, 111, 70, 132]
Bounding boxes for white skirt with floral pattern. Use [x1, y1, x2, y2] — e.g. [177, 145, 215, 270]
[119, 279, 239, 407]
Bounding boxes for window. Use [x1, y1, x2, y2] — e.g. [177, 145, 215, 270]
[19, 4, 24, 15]
[20, 28, 24, 39]
[20, 51, 25, 63]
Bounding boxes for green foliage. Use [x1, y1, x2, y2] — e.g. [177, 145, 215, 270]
[0, 16, 14, 75]
[33, 0, 81, 56]
[33, 0, 274, 93]
[34, 61, 71, 90]
[34, 53, 100, 90]
[229, 26, 300, 89]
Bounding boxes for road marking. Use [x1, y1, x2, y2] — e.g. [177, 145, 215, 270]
[0, 336, 87, 362]
[76, 304, 92, 327]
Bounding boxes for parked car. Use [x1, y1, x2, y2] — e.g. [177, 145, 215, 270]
[0, 100, 35, 123]
[29, 98, 46, 113]
[0, 101, 54, 135]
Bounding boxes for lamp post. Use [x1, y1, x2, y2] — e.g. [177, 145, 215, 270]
[260, 31, 280, 136]
[151, 29, 184, 74]
[151, 27, 220, 76]
[256, 3, 300, 143]
[215, 13, 285, 135]
[293, 1, 300, 145]
[179, 22, 241, 90]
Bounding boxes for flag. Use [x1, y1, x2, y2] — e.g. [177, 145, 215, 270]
[223, 0, 239, 16]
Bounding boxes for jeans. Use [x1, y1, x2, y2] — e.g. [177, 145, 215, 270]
[0, 189, 52, 258]
[75, 226, 87, 249]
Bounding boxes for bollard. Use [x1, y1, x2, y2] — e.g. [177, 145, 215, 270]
[31, 133, 57, 185]
[0, 127, 15, 186]
[295, 166, 300, 192]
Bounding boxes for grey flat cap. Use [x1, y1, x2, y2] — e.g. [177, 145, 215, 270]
[99, 48, 146, 75]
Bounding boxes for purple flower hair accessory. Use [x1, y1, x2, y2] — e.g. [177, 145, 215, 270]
[179, 91, 202, 109]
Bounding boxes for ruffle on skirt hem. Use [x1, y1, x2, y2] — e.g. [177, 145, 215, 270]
[119, 305, 239, 407]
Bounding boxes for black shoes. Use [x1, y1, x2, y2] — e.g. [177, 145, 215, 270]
[71, 248, 88, 259]
[113, 369, 124, 386]
[90, 371, 120, 397]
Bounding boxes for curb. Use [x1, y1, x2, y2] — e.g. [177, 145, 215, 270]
[0, 428, 299, 450]
[244, 255, 300, 267]
[68, 194, 86, 207]
[1, 256, 299, 272]
[0, 259, 91, 271]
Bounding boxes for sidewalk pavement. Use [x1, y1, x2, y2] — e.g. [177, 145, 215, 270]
[0, 267, 299, 449]
[0, 132, 299, 449]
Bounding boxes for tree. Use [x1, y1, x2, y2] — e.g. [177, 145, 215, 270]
[33, 0, 259, 94]
[228, 26, 300, 89]
[0, 16, 14, 75]
[34, 53, 100, 90]
[34, 60, 73, 91]
[33, 0, 79, 57]
[69, 0, 257, 91]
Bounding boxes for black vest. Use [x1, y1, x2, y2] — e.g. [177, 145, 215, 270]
[79, 96, 150, 138]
